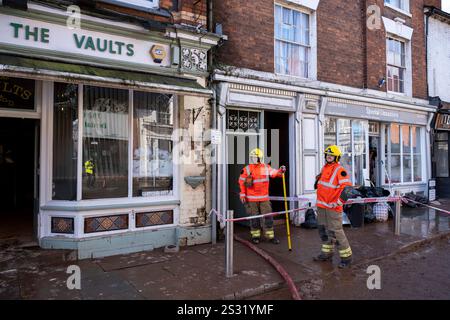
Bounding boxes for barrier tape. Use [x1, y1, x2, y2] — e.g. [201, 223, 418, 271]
[401, 198, 450, 215]
[225, 207, 309, 222]
[210, 196, 449, 224]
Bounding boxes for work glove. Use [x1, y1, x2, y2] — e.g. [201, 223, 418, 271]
[240, 197, 246, 204]
[279, 165, 286, 173]
[314, 173, 321, 190]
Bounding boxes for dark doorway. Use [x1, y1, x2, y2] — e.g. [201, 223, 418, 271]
[434, 131, 450, 198]
[0, 118, 38, 242]
[369, 136, 380, 187]
[265, 111, 290, 215]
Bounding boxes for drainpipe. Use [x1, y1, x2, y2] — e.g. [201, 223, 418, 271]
[207, 0, 217, 244]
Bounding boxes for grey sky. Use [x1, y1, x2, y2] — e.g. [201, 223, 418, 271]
[443, 0, 450, 13]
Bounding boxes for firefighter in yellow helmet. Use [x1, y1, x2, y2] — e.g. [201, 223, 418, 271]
[314, 145, 353, 268]
[239, 148, 286, 244]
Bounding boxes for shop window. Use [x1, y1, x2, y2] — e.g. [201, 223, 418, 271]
[82, 86, 129, 199]
[324, 117, 368, 186]
[133, 92, 174, 197]
[385, 124, 424, 184]
[52, 83, 78, 200]
[324, 118, 337, 147]
[275, 4, 310, 78]
[0, 76, 35, 110]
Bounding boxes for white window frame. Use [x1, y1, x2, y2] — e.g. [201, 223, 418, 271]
[46, 81, 179, 205]
[386, 37, 406, 94]
[386, 35, 412, 96]
[100, 0, 159, 11]
[383, 124, 426, 185]
[274, 2, 317, 80]
[384, 0, 411, 16]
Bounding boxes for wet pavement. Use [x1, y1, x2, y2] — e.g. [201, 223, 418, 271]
[0, 203, 449, 300]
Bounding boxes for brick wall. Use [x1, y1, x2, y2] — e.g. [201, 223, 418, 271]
[96, 0, 207, 27]
[213, 0, 274, 73]
[316, 0, 366, 88]
[214, 0, 430, 99]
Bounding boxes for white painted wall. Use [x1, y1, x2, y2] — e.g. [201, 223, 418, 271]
[428, 17, 450, 102]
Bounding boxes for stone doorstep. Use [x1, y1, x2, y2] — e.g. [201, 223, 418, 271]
[220, 230, 450, 300]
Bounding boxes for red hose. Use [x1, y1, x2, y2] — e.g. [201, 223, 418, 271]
[234, 235, 302, 300]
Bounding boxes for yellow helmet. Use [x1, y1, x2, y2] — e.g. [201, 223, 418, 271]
[324, 145, 342, 162]
[249, 148, 264, 159]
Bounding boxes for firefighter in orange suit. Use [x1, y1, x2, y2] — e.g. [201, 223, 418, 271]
[239, 148, 286, 244]
[314, 145, 353, 268]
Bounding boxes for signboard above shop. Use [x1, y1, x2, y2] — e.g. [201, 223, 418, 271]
[326, 100, 429, 126]
[0, 13, 171, 70]
[435, 113, 450, 131]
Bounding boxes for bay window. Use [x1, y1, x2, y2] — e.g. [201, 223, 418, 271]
[275, 4, 310, 78]
[384, 124, 425, 184]
[52, 82, 175, 201]
[133, 92, 174, 197]
[82, 86, 129, 199]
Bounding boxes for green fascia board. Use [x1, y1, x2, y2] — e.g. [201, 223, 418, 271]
[0, 54, 210, 94]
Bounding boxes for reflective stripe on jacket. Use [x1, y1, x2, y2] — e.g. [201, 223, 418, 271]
[85, 161, 94, 175]
[316, 162, 352, 212]
[239, 163, 282, 202]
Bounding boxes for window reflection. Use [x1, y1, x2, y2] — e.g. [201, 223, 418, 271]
[82, 86, 129, 199]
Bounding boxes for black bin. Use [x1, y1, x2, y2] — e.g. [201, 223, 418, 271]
[345, 204, 364, 228]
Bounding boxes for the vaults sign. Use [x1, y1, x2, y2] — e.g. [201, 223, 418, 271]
[0, 13, 170, 68]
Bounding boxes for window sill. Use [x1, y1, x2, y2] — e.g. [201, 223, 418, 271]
[384, 3, 412, 18]
[387, 90, 409, 98]
[274, 72, 316, 82]
[42, 197, 180, 212]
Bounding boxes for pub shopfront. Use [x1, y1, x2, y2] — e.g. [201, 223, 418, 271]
[0, 2, 221, 258]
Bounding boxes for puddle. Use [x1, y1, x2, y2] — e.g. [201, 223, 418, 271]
[400, 206, 450, 238]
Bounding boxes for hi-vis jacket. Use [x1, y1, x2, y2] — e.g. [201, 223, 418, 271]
[84, 160, 94, 175]
[239, 163, 282, 202]
[316, 162, 352, 213]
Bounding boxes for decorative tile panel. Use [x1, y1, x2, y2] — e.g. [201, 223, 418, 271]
[84, 214, 128, 233]
[135, 210, 174, 228]
[181, 48, 207, 72]
[51, 217, 74, 234]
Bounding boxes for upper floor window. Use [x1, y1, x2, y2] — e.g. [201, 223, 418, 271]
[387, 38, 406, 93]
[103, 0, 159, 10]
[384, 0, 408, 12]
[275, 4, 310, 78]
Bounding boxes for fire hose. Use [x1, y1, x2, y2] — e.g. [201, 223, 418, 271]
[234, 234, 302, 300]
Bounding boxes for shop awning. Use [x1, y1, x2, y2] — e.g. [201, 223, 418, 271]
[0, 54, 212, 97]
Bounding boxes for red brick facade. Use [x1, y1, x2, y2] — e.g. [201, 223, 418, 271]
[213, 0, 438, 100]
[213, 0, 274, 73]
[96, 0, 207, 27]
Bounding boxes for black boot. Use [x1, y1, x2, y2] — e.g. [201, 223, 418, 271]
[338, 257, 352, 268]
[251, 237, 260, 244]
[269, 238, 280, 244]
[313, 252, 333, 262]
